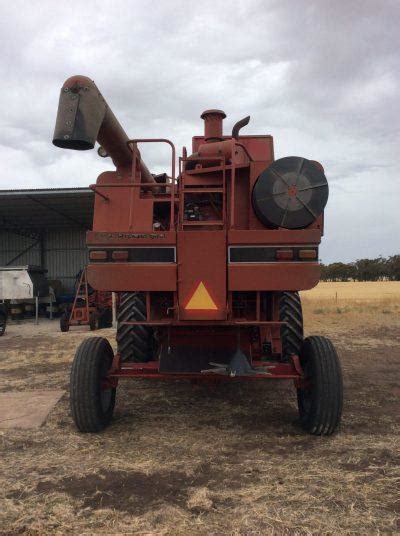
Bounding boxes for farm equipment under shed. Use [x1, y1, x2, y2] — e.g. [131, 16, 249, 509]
[0, 303, 7, 336]
[59, 268, 113, 332]
[53, 75, 343, 435]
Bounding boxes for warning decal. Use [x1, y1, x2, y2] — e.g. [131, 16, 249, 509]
[184, 282, 218, 310]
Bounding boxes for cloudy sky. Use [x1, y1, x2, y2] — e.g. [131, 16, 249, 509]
[0, 0, 398, 263]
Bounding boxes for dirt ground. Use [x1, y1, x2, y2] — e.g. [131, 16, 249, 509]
[0, 282, 399, 534]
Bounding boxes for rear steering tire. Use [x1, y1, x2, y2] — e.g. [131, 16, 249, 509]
[297, 336, 343, 435]
[70, 337, 116, 432]
[60, 313, 70, 332]
[89, 312, 99, 331]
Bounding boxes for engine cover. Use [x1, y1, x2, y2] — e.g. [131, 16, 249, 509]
[252, 156, 329, 229]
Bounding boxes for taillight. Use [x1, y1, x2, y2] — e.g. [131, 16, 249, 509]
[89, 250, 107, 261]
[112, 250, 129, 261]
[298, 249, 318, 260]
[276, 249, 293, 260]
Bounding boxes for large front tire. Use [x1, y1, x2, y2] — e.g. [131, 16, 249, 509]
[297, 336, 343, 435]
[116, 292, 154, 362]
[70, 337, 116, 432]
[280, 291, 303, 361]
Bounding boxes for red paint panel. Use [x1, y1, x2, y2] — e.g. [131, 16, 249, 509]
[87, 264, 176, 291]
[91, 171, 154, 232]
[192, 135, 274, 162]
[87, 230, 176, 246]
[228, 263, 321, 291]
[178, 231, 226, 320]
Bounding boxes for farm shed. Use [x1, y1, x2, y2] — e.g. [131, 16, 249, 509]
[0, 188, 94, 293]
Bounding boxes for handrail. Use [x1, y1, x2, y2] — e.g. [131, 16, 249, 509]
[127, 138, 176, 229]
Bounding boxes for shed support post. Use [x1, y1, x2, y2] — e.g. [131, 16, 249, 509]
[112, 292, 117, 328]
[40, 230, 46, 270]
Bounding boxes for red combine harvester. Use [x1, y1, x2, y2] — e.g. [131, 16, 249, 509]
[53, 75, 343, 435]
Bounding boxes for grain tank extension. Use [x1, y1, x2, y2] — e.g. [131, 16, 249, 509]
[53, 75, 343, 435]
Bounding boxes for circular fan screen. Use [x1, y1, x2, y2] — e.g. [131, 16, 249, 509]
[252, 156, 329, 229]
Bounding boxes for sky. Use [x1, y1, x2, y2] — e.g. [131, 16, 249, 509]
[0, 0, 398, 264]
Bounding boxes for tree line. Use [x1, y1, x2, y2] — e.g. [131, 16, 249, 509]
[320, 255, 400, 282]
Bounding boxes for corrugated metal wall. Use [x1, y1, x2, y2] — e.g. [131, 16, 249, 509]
[0, 229, 88, 293]
[0, 232, 41, 266]
[45, 230, 88, 292]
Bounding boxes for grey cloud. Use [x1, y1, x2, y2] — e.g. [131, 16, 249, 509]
[0, 0, 398, 262]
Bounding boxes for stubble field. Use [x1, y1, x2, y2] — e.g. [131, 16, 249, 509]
[0, 281, 399, 534]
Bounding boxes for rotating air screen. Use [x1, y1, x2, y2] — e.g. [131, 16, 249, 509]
[252, 156, 329, 229]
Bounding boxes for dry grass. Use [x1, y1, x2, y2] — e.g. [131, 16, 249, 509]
[304, 281, 400, 301]
[0, 282, 399, 534]
[301, 282, 400, 348]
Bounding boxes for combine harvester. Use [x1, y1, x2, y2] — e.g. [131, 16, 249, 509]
[53, 76, 343, 435]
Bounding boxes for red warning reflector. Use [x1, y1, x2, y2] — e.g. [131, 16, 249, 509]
[112, 250, 129, 261]
[89, 250, 107, 261]
[185, 282, 218, 310]
[299, 249, 318, 259]
[276, 249, 293, 260]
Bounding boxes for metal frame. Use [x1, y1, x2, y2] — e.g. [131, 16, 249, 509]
[103, 354, 304, 387]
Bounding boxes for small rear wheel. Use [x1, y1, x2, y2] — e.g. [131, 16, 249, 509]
[70, 337, 116, 432]
[60, 313, 70, 332]
[297, 336, 343, 435]
[0, 314, 6, 336]
[99, 308, 112, 328]
[89, 312, 99, 331]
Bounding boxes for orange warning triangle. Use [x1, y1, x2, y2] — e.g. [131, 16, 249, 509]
[185, 282, 218, 310]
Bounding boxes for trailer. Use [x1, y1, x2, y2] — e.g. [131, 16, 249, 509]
[0, 265, 50, 325]
[53, 75, 343, 435]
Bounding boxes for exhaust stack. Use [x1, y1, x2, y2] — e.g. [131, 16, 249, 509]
[52, 75, 154, 182]
[200, 109, 226, 141]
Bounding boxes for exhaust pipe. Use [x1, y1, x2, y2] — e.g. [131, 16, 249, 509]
[52, 75, 154, 183]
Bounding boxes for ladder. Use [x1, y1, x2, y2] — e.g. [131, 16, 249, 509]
[68, 268, 92, 327]
[179, 157, 227, 229]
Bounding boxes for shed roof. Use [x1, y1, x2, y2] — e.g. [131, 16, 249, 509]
[0, 188, 94, 232]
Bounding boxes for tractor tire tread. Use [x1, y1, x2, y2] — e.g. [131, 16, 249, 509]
[280, 291, 304, 360]
[116, 292, 154, 362]
[70, 337, 115, 432]
[298, 335, 343, 436]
